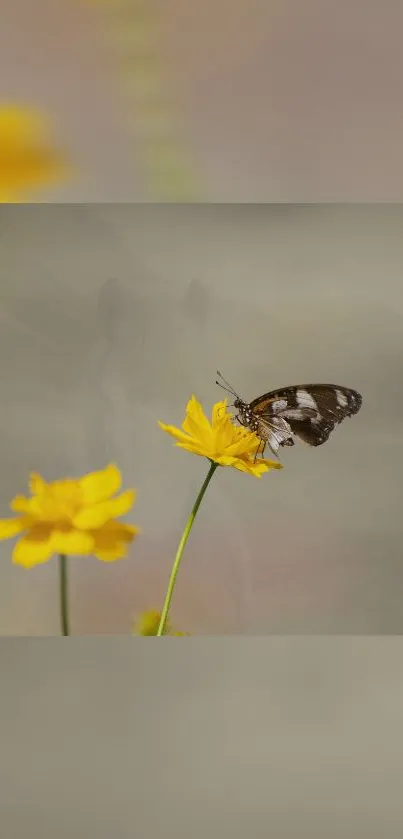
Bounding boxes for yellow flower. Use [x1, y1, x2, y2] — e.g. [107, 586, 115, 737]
[0, 464, 138, 568]
[0, 104, 72, 202]
[134, 609, 189, 636]
[159, 395, 283, 477]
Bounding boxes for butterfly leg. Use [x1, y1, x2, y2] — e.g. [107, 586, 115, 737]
[253, 439, 265, 463]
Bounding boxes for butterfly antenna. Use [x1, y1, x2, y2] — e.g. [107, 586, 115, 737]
[216, 370, 241, 399]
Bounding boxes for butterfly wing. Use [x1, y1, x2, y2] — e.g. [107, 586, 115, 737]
[255, 416, 295, 456]
[250, 384, 362, 449]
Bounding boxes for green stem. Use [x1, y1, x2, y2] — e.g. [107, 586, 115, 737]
[157, 460, 218, 636]
[59, 554, 69, 636]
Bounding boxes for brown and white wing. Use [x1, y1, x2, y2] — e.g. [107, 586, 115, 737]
[251, 384, 362, 448]
[255, 416, 294, 456]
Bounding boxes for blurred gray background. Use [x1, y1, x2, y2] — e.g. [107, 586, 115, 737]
[2, 0, 403, 200]
[3, 639, 403, 838]
[0, 203, 401, 635]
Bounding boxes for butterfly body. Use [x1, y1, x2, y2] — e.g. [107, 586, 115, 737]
[216, 373, 362, 457]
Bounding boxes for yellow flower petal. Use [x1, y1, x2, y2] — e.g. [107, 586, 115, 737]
[9, 495, 31, 513]
[12, 525, 54, 568]
[0, 516, 30, 538]
[96, 520, 139, 542]
[174, 441, 210, 457]
[182, 394, 212, 438]
[50, 528, 94, 556]
[9, 494, 43, 515]
[104, 522, 139, 542]
[261, 458, 283, 471]
[92, 543, 130, 562]
[226, 458, 265, 475]
[78, 463, 122, 505]
[72, 489, 135, 530]
[158, 423, 211, 457]
[211, 399, 228, 426]
[29, 472, 47, 495]
[157, 421, 194, 446]
[229, 455, 283, 473]
[92, 520, 138, 561]
[213, 415, 238, 454]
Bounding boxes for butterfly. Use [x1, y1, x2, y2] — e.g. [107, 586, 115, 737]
[216, 371, 362, 458]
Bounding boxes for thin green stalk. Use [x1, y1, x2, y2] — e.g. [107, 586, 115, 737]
[157, 460, 218, 636]
[59, 554, 69, 636]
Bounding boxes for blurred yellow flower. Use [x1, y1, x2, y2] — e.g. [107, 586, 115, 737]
[134, 609, 189, 636]
[0, 104, 72, 201]
[159, 395, 282, 477]
[0, 464, 138, 568]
